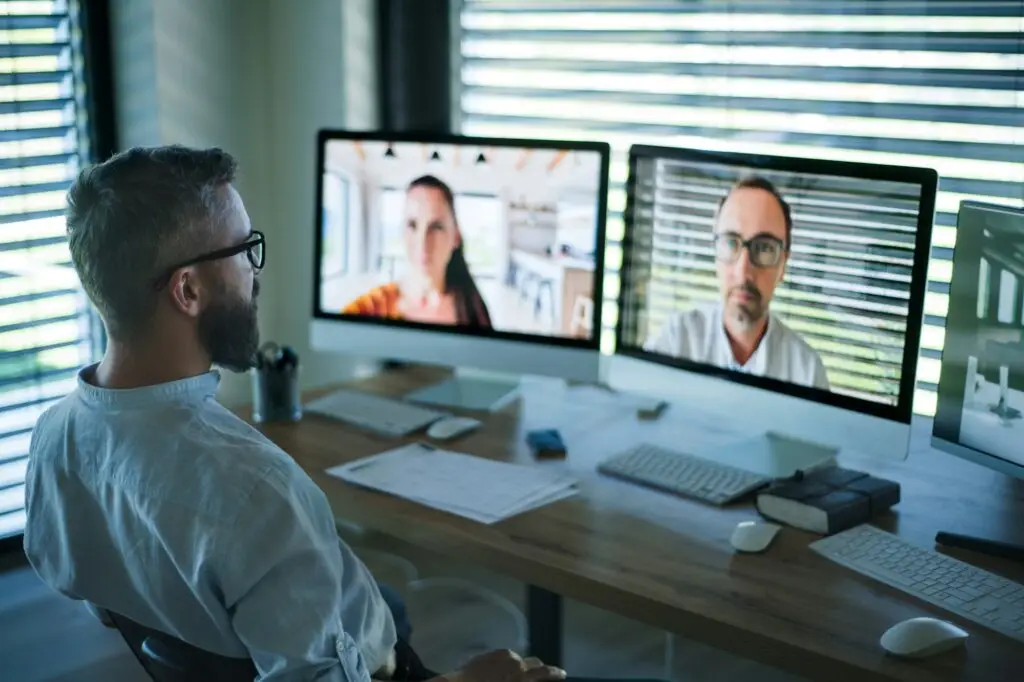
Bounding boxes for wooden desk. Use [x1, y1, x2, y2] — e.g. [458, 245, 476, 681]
[244, 367, 1024, 682]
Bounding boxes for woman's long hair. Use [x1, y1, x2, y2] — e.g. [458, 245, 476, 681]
[407, 175, 493, 328]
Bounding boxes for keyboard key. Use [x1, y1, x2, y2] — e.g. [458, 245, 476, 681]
[950, 588, 980, 602]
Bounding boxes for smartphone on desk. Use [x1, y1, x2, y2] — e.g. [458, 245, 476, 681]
[526, 429, 566, 458]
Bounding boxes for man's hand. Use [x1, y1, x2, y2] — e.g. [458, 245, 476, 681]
[440, 649, 566, 682]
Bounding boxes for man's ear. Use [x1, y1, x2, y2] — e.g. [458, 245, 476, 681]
[777, 254, 788, 285]
[167, 267, 204, 319]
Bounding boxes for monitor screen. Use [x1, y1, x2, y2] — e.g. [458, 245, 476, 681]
[933, 202, 1024, 472]
[314, 133, 609, 348]
[616, 146, 935, 421]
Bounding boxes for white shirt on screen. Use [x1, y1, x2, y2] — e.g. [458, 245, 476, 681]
[644, 304, 830, 390]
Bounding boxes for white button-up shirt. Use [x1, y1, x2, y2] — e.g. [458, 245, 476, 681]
[645, 304, 830, 390]
[25, 366, 396, 681]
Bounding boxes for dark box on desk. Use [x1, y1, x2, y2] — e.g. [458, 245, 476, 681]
[756, 467, 900, 535]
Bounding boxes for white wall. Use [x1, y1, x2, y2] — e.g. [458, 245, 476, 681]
[109, 0, 379, 405]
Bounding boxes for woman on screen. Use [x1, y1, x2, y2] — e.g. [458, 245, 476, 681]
[342, 175, 493, 328]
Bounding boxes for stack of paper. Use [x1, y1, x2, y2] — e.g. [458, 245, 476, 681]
[325, 443, 578, 524]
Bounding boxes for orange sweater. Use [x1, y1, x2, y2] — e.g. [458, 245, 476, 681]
[341, 283, 402, 318]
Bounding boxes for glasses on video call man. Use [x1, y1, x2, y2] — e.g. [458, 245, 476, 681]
[644, 175, 830, 390]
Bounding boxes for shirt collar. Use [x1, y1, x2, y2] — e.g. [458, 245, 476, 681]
[717, 307, 774, 373]
[75, 363, 221, 408]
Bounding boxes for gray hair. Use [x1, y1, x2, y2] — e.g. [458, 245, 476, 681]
[67, 145, 238, 340]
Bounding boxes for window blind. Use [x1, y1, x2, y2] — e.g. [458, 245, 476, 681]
[457, 0, 1024, 415]
[0, 0, 95, 541]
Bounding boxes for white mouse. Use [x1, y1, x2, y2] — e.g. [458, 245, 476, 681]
[880, 617, 968, 659]
[729, 521, 782, 553]
[426, 416, 481, 441]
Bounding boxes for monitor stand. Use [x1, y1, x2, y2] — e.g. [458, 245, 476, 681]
[706, 430, 839, 479]
[988, 367, 1022, 422]
[404, 367, 522, 412]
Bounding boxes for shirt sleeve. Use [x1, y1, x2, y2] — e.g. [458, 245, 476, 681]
[644, 314, 682, 357]
[218, 462, 395, 682]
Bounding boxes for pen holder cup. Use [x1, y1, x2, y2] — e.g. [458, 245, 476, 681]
[251, 364, 302, 424]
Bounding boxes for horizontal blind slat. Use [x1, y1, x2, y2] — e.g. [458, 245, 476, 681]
[0, 208, 67, 227]
[0, 457, 27, 488]
[0, 67, 68, 83]
[465, 59, 1023, 90]
[0, 483, 26, 515]
[461, 40, 1024, 71]
[0, 336, 89, 361]
[0, 508, 26, 538]
[463, 31, 1022, 55]
[0, 97, 72, 114]
[0, 39, 66, 54]
[0, 311, 79, 335]
[461, 108, 1024, 166]
[464, 3, 1024, 19]
[0, 365, 81, 392]
[465, 83, 1023, 127]
[0, 372, 75, 411]
[0, 152, 75, 171]
[0, 179, 71, 201]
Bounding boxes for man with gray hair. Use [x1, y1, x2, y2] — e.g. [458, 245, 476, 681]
[23, 146, 565, 682]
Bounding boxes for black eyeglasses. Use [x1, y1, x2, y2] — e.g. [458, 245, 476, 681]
[153, 230, 265, 288]
[713, 233, 786, 268]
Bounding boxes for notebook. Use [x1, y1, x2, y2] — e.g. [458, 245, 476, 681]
[755, 466, 900, 535]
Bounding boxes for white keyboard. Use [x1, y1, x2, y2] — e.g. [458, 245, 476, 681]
[812, 524, 1024, 642]
[304, 389, 449, 437]
[597, 443, 771, 505]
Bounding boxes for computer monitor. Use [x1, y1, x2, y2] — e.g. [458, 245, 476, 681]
[311, 130, 610, 409]
[606, 145, 937, 473]
[933, 202, 1024, 481]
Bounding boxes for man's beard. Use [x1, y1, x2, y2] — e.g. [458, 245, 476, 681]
[726, 282, 766, 331]
[198, 280, 260, 372]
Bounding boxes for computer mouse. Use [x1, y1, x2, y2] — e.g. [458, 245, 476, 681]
[426, 416, 481, 441]
[880, 617, 969, 659]
[729, 520, 782, 553]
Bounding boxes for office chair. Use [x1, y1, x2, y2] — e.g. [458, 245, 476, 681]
[111, 610, 670, 682]
[108, 611, 256, 682]
[110, 610, 439, 682]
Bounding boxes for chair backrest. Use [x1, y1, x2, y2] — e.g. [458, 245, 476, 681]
[108, 610, 670, 682]
[108, 611, 256, 682]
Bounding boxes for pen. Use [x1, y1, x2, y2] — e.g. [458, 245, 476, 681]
[345, 459, 376, 472]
